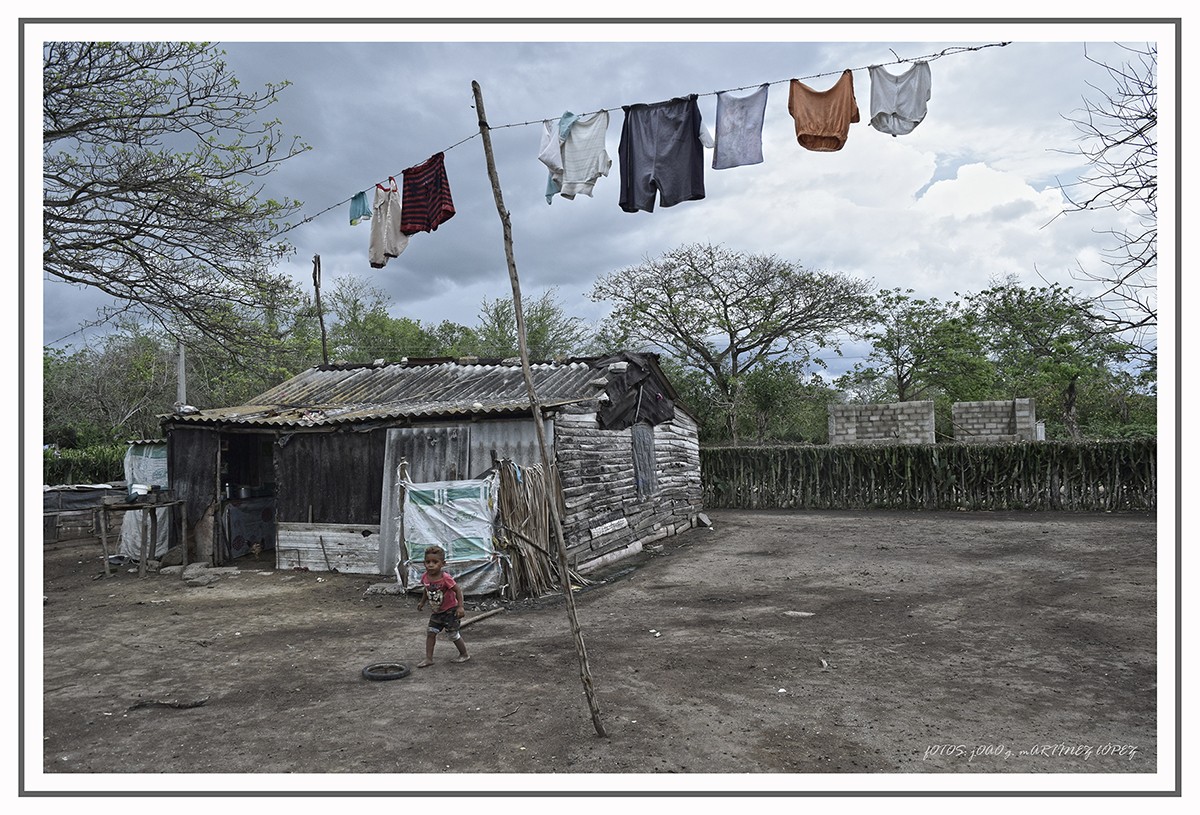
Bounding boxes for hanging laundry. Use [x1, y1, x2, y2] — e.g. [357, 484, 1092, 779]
[368, 177, 408, 269]
[618, 94, 705, 213]
[713, 84, 769, 169]
[349, 190, 372, 226]
[787, 69, 860, 152]
[538, 110, 612, 204]
[868, 61, 932, 137]
[400, 152, 456, 235]
[538, 111, 578, 203]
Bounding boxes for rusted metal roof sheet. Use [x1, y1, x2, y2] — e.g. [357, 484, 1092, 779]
[164, 358, 612, 429]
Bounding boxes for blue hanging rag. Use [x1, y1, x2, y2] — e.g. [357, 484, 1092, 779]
[349, 190, 372, 225]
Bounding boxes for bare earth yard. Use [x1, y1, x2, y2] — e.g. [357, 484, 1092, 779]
[37, 509, 1158, 791]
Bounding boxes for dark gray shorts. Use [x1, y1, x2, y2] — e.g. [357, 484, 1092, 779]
[619, 94, 705, 212]
[428, 609, 462, 639]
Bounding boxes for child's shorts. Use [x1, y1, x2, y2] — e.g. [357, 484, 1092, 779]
[428, 609, 462, 640]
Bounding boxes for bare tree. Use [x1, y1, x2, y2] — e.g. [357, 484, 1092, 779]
[1054, 42, 1157, 363]
[43, 42, 311, 345]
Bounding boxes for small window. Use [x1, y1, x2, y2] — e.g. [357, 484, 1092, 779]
[631, 423, 658, 500]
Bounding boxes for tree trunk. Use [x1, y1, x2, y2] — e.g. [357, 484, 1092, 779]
[1063, 376, 1081, 440]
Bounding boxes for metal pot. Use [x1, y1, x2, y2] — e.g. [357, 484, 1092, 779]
[238, 486, 254, 499]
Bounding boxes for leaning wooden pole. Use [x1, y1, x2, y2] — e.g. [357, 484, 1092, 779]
[472, 80, 606, 738]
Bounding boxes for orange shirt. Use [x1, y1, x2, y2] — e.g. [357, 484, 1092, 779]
[788, 69, 860, 152]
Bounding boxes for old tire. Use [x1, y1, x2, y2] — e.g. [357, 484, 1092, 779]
[362, 662, 411, 681]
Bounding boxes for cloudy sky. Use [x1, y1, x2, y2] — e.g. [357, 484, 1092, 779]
[30, 16, 1178, 382]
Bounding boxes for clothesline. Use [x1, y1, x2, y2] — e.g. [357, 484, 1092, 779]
[484, 41, 1010, 134]
[272, 40, 1009, 239]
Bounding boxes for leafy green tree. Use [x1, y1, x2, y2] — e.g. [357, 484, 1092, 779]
[43, 41, 310, 344]
[324, 276, 449, 361]
[738, 361, 835, 444]
[845, 288, 996, 404]
[472, 288, 590, 360]
[964, 278, 1139, 440]
[836, 288, 997, 439]
[654, 357, 729, 443]
[44, 275, 326, 445]
[44, 324, 178, 443]
[591, 243, 872, 442]
[177, 277, 324, 406]
[425, 320, 479, 359]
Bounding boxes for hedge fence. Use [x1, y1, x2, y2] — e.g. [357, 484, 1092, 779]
[43, 444, 126, 487]
[701, 440, 1157, 511]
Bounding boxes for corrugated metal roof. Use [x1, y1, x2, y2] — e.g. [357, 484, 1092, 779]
[164, 358, 613, 429]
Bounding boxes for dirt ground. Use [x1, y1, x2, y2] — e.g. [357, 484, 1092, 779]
[35, 508, 1159, 791]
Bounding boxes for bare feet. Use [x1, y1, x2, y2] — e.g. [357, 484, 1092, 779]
[417, 659, 433, 668]
[451, 654, 471, 663]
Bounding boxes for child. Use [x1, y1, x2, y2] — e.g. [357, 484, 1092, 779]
[416, 545, 470, 667]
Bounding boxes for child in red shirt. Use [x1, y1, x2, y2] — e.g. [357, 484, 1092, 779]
[416, 545, 470, 667]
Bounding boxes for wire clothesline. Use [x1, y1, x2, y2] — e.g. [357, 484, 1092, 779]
[273, 41, 1009, 239]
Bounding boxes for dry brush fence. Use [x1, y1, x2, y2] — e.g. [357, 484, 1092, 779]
[701, 440, 1156, 511]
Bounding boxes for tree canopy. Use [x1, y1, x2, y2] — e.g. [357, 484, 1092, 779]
[590, 242, 872, 440]
[473, 289, 591, 361]
[964, 278, 1140, 439]
[838, 288, 995, 405]
[43, 41, 311, 344]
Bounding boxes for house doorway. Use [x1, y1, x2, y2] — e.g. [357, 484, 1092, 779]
[218, 432, 277, 563]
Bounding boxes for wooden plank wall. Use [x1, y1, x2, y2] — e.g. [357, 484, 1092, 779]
[275, 522, 383, 574]
[554, 410, 703, 571]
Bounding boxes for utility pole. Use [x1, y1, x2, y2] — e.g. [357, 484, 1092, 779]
[313, 254, 330, 365]
[176, 340, 186, 406]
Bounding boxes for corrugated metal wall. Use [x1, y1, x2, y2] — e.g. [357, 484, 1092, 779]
[466, 418, 553, 475]
[274, 428, 387, 524]
[166, 426, 220, 535]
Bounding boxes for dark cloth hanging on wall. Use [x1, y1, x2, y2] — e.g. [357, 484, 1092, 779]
[595, 352, 677, 430]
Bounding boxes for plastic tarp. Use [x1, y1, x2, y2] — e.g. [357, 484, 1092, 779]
[399, 475, 502, 596]
[124, 443, 168, 494]
[118, 442, 170, 559]
[118, 507, 171, 560]
[43, 484, 124, 512]
[222, 498, 276, 560]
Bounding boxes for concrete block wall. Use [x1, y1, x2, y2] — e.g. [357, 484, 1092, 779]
[952, 398, 1037, 442]
[828, 400, 936, 445]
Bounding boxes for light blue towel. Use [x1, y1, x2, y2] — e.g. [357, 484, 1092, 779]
[349, 190, 372, 225]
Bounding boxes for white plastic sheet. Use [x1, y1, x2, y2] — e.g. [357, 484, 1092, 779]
[124, 443, 168, 496]
[117, 506, 170, 560]
[400, 475, 502, 596]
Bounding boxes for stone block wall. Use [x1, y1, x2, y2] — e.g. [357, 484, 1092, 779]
[827, 400, 935, 445]
[952, 398, 1037, 442]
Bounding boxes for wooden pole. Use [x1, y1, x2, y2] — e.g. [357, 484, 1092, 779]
[313, 254, 330, 366]
[181, 501, 189, 569]
[138, 508, 148, 578]
[472, 79, 606, 738]
[98, 505, 112, 577]
[148, 505, 158, 573]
